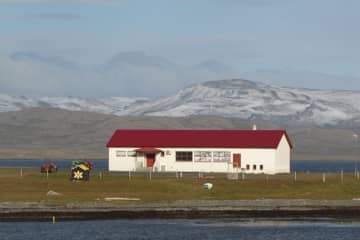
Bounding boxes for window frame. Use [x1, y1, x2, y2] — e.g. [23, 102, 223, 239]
[213, 151, 231, 162]
[176, 151, 193, 162]
[127, 151, 137, 157]
[116, 151, 126, 157]
[194, 151, 212, 162]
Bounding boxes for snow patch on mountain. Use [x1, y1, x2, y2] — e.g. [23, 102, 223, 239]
[0, 94, 148, 115]
[120, 79, 360, 126]
[1, 79, 360, 126]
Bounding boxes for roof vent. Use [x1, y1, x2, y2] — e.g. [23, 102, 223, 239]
[252, 124, 257, 131]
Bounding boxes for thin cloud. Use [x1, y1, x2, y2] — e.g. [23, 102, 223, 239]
[0, 0, 118, 4]
[211, 0, 286, 6]
[24, 13, 81, 20]
[10, 51, 78, 69]
[1, 51, 236, 98]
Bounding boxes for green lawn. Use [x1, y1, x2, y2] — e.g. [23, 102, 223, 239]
[1, 168, 360, 204]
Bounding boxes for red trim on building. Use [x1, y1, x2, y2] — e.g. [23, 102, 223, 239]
[134, 147, 162, 153]
[107, 129, 292, 149]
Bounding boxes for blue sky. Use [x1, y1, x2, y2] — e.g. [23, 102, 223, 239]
[1, 0, 360, 97]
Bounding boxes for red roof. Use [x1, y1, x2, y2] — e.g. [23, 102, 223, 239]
[106, 129, 292, 149]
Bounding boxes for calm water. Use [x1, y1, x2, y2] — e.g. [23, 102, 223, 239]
[0, 159, 108, 170]
[0, 159, 359, 173]
[291, 160, 360, 173]
[0, 219, 359, 240]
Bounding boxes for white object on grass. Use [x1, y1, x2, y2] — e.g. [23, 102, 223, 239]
[203, 183, 213, 190]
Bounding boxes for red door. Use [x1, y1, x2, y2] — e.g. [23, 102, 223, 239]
[233, 154, 241, 168]
[146, 154, 155, 167]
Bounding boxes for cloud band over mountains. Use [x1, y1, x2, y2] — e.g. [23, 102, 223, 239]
[0, 51, 237, 97]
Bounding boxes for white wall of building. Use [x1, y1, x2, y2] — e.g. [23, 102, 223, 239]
[274, 135, 291, 173]
[108, 145, 289, 174]
[109, 148, 137, 171]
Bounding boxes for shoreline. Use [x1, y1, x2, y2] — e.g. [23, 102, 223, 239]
[0, 158, 359, 161]
[2, 200, 360, 222]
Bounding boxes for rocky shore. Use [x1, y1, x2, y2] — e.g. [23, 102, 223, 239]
[2, 199, 360, 221]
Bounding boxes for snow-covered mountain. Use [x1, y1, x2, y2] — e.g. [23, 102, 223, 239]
[1, 79, 360, 126]
[0, 94, 148, 116]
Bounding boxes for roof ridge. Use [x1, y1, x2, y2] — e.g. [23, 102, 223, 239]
[107, 129, 292, 149]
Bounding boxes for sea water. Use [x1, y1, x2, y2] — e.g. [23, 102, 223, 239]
[0, 219, 359, 240]
[0, 159, 108, 170]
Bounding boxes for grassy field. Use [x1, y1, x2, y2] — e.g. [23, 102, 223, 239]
[1, 168, 360, 204]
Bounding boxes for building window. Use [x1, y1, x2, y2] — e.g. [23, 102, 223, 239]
[176, 151, 193, 162]
[213, 151, 231, 162]
[253, 165, 257, 170]
[160, 151, 165, 157]
[246, 164, 250, 170]
[194, 151, 212, 162]
[127, 151, 136, 157]
[260, 165, 263, 170]
[116, 151, 126, 157]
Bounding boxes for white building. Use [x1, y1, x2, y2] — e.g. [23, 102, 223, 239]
[107, 129, 292, 174]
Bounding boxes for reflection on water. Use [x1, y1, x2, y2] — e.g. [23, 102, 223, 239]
[1, 219, 360, 240]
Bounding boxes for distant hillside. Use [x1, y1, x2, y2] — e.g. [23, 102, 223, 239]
[1, 79, 360, 127]
[0, 108, 359, 160]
